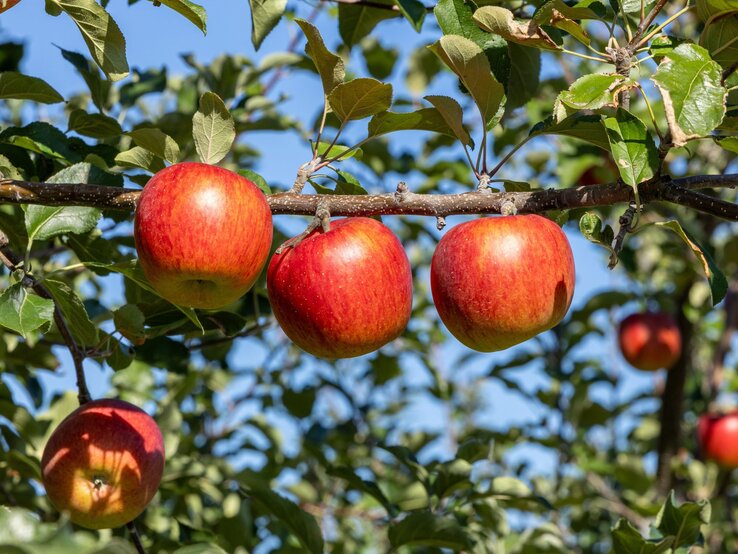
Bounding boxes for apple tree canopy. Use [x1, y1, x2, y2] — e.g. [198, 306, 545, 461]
[1, 0, 738, 551]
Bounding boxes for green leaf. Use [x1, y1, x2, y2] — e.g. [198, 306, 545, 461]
[338, 0, 398, 47]
[328, 78, 393, 122]
[696, 0, 738, 21]
[113, 304, 146, 345]
[434, 0, 510, 84]
[314, 142, 363, 161]
[154, 0, 207, 34]
[428, 35, 505, 126]
[655, 491, 711, 549]
[328, 466, 396, 515]
[58, 47, 112, 111]
[0, 72, 63, 103]
[652, 220, 728, 305]
[714, 136, 738, 154]
[555, 74, 635, 118]
[368, 108, 461, 140]
[529, 113, 610, 151]
[506, 44, 540, 110]
[192, 92, 235, 165]
[579, 212, 615, 258]
[388, 511, 474, 550]
[651, 43, 727, 146]
[46, 0, 129, 81]
[24, 165, 102, 244]
[611, 519, 673, 554]
[701, 13, 738, 69]
[603, 109, 659, 187]
[295, 19, 345, 96]
[394, 0, 426, 31]
[44, 280, 98, 347]
[237, 169, 271, 194]
[424, 95, 473, 147]
[473, 6, 560, 50]
[0, 284, 54, 338]
[68, 109, 122, 139]
[239, 478, 324, 554]
[127, 128, 180, 164]
[249, 0, 287, 50]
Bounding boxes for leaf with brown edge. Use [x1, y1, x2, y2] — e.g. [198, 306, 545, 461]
[473, 6, 560, 51]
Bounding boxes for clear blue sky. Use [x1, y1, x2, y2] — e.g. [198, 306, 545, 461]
[1, 2, 661, 475]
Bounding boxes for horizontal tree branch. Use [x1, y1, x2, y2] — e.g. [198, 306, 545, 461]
[1, 174, 738, 220]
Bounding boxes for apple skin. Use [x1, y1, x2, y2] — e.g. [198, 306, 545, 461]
[698, 412, 738, 469]
[41, 399, 165, 530]
[267, 217, 413, 359]
[0, 0, 21, 13]
[618, 312, 681, 371]
[134, 162, 273, 309]
[430, 215, 575, 352]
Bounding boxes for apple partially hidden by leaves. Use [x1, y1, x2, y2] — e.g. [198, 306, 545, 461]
[0, 0, 21, 13]
[698, 412, 738, 469]
[267, 217, 413, 358]
[577, 155, 619, 186]
[430, 214, 575, 352]
[41, 399, 165, 530]
[134, 162, 273, 309]
[618, 312, 681, 371]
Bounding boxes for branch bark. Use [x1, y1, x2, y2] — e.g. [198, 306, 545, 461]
[655, 286, 693, 496]
[2, 174, 738, 220]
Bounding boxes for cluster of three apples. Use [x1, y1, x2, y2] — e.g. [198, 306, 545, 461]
[133, 162, 577, 357]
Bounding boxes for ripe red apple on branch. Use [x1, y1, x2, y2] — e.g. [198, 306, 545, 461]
[430, 214, 576, 352]
[41, 399, 165, 529]
[697, 412, 738, 469]
[267, 217, 413, 359]
[134, 162, 273, 309]
[618, 312, 681, 371]
[0, 0, 20, 13]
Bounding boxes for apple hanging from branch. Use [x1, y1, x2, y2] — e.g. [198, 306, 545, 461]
[430, 214, 576, 352]
[41, 399, 165, 530]
[267, 217, 413, 359]
[698, 412, 738, 469]
[134, 162, 273, 309]
[618, 312, 682, 371]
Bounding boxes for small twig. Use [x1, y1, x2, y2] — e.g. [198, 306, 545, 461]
[629, 0, 669, 53]
[0, 231, 90, 404]
[126, 521, 147, 554]
[608, 202, 637, 269]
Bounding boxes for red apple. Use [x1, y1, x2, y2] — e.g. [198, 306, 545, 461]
[430, 215, 575, 352]
[41, 399, 165, 530]
[267, 217, 412, 358]
[0, 0, 21, 13]
[134, 162, 273, 309]
[618, 312, 681, 371]
[698, 412, 738, 468]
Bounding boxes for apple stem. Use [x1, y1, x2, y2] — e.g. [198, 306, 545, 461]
[436, 216, 446, 230]
[608, 202, 637, 269]
[126, 521, 147, 554]
[0, 231, 92, 405]
[274, 201, 332, 254]
[500, 200, 518, 216]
